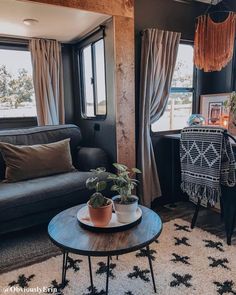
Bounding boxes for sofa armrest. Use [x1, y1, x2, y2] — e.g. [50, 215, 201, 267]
[77, 147, 110, 172]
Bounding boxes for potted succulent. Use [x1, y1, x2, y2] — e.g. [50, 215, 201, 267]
[86, 167, 112, 227]
[108, 163, 142, 223]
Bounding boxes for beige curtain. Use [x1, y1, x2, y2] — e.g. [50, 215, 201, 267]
[138, 28, 181, 207]
[30, 39, 65, 125]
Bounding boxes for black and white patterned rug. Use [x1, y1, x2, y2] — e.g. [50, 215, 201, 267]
[0, 219, 235, 295]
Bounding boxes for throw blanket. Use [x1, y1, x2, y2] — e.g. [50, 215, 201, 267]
[180, 126, 236, 206]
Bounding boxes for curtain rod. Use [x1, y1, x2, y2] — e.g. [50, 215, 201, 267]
[139, 28, 181, 36]
[0, 36, 71, 48]
[0, 23, 107, 46]
[73, 25, 105, 44]
[0, 36, 29, 45]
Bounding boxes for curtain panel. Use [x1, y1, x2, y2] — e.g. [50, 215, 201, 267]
[138, 28, 181, 207]
[30, 39, 65, 125]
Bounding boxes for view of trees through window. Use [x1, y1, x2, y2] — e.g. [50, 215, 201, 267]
[80, 38, 106, 118]
[152, 44, 193, 132]
[0, 49, 36, 118]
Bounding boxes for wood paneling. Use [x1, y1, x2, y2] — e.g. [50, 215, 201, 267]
[114, 16, 135, 168]
[22, 0, 134, 18]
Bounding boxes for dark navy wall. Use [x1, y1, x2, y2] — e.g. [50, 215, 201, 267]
[135, 0, 207, 41]
[62, 45, 75, 124]
[134, 0, 207, 134]
[134, 0, 236, 204]
[74, 19, 116, 162]
[135, 0, 207, 204]
[135, 0, 236, 114]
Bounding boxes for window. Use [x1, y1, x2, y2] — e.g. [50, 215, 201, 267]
[151, 44, 194, 132]
[80, 38, 107, 118]
[0, 48, 36, 118]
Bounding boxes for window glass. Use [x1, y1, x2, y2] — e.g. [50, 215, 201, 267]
[151, 92, 193, 132]
[82, 45, 95, 117]
[171, 45, 193, 88]
[0, 49, 36, 118]
[94, 39, 106, 115]
[80, 37, 107, 118]
[152, 44, 194, 132]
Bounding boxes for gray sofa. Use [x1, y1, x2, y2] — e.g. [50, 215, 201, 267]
[0, 124, 110, 235]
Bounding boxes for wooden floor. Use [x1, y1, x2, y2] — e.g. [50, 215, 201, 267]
[155, 201, 236, 245]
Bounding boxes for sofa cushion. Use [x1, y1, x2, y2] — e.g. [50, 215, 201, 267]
[0, 139, 75, 182]
[0, 124, 82, 180]
[0, 171, 109, 222]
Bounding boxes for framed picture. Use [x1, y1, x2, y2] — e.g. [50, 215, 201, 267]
[200, 93, 231, 126]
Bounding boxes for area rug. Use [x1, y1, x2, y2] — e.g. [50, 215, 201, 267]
[0, 219, 235, 295]
[0, 227, 60, 274]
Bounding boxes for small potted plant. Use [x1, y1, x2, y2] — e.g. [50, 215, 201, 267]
[86, 167, 112, 227]
[108, 163, 141, 223]
[224, 92, 236, 115]
[224, 92, 236, 132]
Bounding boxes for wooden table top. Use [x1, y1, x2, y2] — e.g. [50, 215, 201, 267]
[48, 204, 162, 257]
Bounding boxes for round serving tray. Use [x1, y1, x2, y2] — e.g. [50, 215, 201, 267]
[77, 205, 142, 233]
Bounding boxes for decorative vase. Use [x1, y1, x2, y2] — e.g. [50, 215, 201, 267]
[187, 114, 205, 127]
[112, 195, 138, 223]
[87, 199, 112, 227]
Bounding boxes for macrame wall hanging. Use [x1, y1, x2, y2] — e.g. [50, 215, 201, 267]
[194, 4, 236, 72]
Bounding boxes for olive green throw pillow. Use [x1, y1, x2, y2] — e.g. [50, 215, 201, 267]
[0, 139, 75, 182]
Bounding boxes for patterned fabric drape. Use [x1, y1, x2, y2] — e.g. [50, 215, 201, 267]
[180, 126, 236, 206]
[30, 39, 65, 125]
[138, 28, 181, 207]
[194, 12, 236, 72]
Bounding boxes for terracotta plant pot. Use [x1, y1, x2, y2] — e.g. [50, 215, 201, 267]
[87, 199, 113, 227]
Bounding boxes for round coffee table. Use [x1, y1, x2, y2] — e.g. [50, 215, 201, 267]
[48, 204, 162, 294]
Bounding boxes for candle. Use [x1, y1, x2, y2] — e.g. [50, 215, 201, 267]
[221, 115, 229, 129]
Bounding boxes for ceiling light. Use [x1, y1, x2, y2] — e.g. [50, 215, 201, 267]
[23, 19, 39, 26]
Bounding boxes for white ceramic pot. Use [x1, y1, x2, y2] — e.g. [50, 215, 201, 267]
[112, 195, 138, 223]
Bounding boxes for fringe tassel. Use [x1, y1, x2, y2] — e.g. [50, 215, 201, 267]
[181, 181, 221, 206]
[194, 12, 236, 72]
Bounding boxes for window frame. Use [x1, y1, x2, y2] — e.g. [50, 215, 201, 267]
[77, 27, 107, 120]
[151, 41, 195, 135]
[0, 38, 37, 126]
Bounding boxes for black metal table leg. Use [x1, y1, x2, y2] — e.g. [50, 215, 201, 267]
[221, 185, 236, 246]
[106, 256, 110, 295]
[191, 198, 201, 229]
[109, 256, 118, 261]
[146, 245, 157, 293]
[88, 256, 94, 294]
[61, 251, 68, 287]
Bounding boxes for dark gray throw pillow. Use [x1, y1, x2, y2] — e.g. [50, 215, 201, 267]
[0, 138, 76, 182]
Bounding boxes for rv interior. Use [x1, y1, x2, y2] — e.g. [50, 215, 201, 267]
[0, 0, 236, 294]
